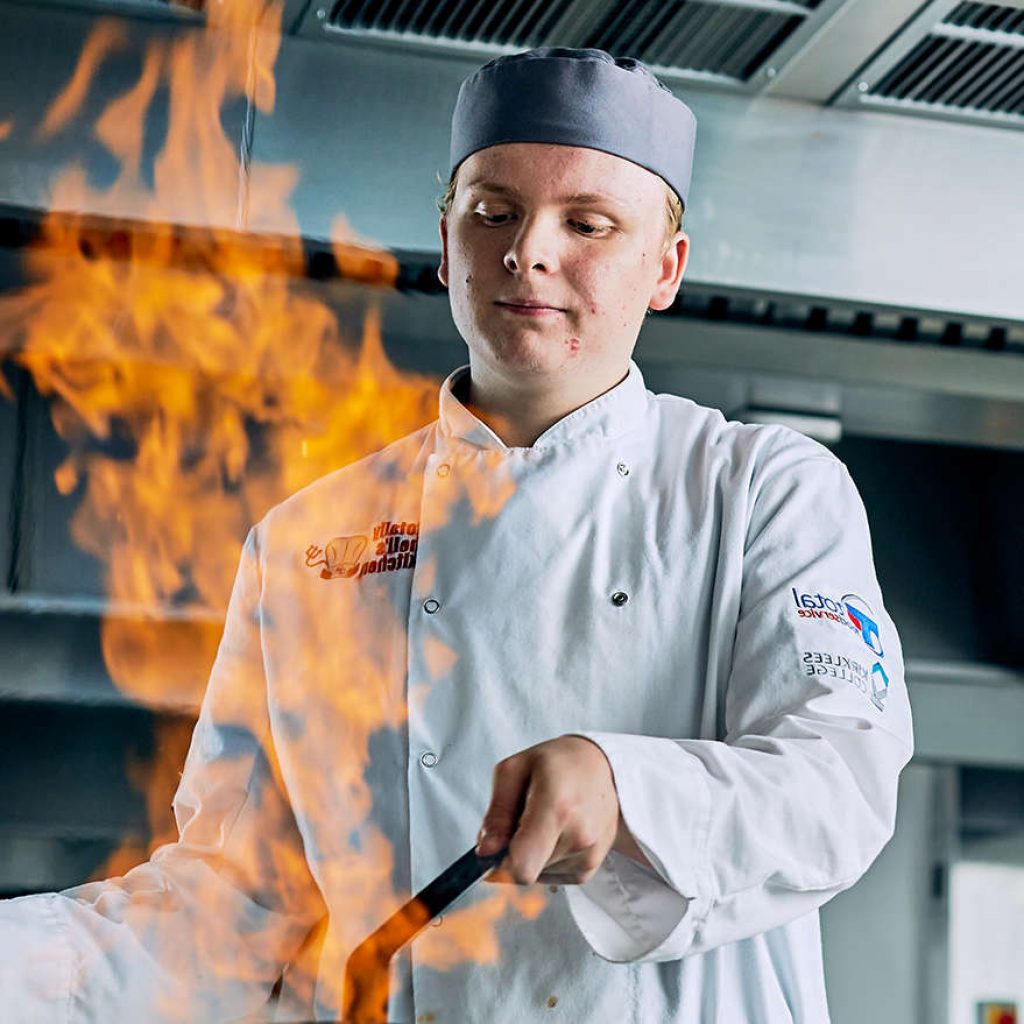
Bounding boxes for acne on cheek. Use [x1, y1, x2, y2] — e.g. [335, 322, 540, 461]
[562, 337, 581, 355]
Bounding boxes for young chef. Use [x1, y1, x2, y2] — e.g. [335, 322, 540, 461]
[0, 48, 913, 1022]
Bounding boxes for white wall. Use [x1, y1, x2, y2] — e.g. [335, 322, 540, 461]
[949, 862, 1024, 1024]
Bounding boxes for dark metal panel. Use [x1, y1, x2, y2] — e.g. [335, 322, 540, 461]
[0, 611, 127, 704]
[0, 400, 15, 595]
[834, 436, 991, 663]
[0, 700, 196, 895]
[12, 379, 107, 604]
[0, 242, 23, 592]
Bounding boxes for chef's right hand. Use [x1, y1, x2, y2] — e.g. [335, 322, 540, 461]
[477, 735, 646, 885]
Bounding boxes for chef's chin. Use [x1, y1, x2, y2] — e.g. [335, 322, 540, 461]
[467, 330, 583, 381]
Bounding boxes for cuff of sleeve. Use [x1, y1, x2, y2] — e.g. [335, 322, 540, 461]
[564, 731, 712, 962]
[563, 850, 690, 962]
[0, 893, 75, 1023]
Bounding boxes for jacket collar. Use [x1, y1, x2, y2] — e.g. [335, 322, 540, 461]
[437, 361, 649, 451]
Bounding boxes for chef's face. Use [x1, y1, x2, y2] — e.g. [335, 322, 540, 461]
[438, 143, 688, 392]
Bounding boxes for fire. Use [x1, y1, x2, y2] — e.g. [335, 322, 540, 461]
[0, 0, 534, 1015]
[37, 20, 131, 141]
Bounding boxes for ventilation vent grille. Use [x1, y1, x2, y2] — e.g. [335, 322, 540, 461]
[326, 0, 567, 48]
[842, 2, 1024, 127]
[321, 0, 842, 91]
[585, 2, 805, 82]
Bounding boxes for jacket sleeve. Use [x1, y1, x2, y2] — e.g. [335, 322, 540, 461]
[564, 430, 914, 962]
[0, 526, 326, 1023]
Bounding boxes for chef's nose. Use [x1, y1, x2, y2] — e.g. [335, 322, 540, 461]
[503, 216, 558, 275]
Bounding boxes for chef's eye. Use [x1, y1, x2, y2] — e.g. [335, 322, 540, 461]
[571, 219, 610, 236]
[476, 208, 515, 226]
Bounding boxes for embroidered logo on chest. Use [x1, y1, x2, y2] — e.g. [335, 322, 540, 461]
[304, 520, 419, 580]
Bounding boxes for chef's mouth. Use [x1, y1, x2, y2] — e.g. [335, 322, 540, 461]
[495, 301, 565, 316]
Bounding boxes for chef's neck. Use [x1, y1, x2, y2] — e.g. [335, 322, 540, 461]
[457, 361, 629, 448]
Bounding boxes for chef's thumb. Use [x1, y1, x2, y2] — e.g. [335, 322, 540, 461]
[477, 754, 531, 855]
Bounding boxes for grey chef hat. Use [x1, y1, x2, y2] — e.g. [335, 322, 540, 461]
[449, 47, 697, 210]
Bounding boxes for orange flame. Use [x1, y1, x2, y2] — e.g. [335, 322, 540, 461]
[0, 0, 535, 1014]
[37, 20, 131, 140]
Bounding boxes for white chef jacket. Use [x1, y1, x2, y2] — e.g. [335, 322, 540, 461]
[0, 361, 913, 1023]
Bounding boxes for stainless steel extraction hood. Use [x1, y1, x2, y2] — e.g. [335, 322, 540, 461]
[2, 0, 1022, 324]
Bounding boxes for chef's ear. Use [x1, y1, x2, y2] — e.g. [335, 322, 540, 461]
[648, 230, 689, 312]
[438, 216, 449, 288]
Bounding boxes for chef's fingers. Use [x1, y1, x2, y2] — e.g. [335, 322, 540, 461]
[477, 753, 532, 857]
[537, 845, 606, 885]
[503, 771, 564, 884]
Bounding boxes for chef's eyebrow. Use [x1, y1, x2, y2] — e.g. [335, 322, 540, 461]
[463, 180, 631, 209]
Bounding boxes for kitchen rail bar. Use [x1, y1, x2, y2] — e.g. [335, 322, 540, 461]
[0, 202, 446, 294]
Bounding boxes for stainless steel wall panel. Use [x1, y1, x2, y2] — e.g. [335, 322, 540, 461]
[242, 35, 1024, 320]
[0, 3, 251, 229]
[2, 6, 1024, 322]
[909, 665, 1024, 766]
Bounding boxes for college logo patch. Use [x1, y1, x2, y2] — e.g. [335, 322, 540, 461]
[305, 520, 419, 580]
[870, 661, 890, 712]
[792, 588, 884, 659]
[801, 651, 890, 713]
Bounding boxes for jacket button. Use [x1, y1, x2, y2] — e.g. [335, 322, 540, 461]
[616, 462, 629, 477]
[423, 598, 440, 614]
[611, 591, 628, 606]
[436, 463, 451, 478]
[420, 751, 438, 768]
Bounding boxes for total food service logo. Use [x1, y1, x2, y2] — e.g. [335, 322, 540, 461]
[791, 588, 884, 658]
[304, 520, 419, 580]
